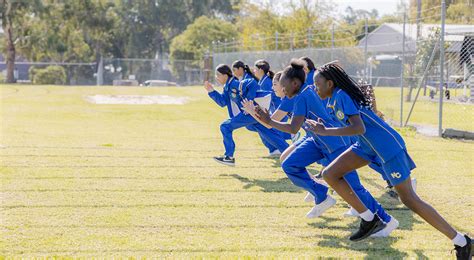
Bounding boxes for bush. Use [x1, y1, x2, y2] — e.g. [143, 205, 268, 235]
[32, 65, 67, 85]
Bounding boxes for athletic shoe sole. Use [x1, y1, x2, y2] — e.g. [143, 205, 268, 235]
[213, 158, 235, 167]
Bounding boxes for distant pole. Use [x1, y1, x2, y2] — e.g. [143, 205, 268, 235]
[307, 27, 312, 48]
[275, 31, 279, 50]
[438, 0, 446, 137]
[331, 23, 335, 61]
[290, 33, 294, 51]
[364, 18, 369, 81]
[224, 39, 227, 53]
[97, 55, 103, 86]
[400, 12, 407, 127]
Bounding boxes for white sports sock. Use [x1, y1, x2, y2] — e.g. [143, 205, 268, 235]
[452, 232, 467, 247]
[359, 210, 374, 221]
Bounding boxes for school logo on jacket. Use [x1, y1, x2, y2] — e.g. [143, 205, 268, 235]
[390, 172, 402, 179]
[231, 89, 238, 99]
[336, 110, 345, 120]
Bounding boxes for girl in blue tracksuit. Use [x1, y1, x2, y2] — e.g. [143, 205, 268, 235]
[252, 60, 395, 234]
[253, 60, 293, 145]
[205, 64, 289, 166]
[308, 63, 471, 253]
[231, 60, 289, 156]
[300, 56, 316, 86]
[253, 59, 282, 112]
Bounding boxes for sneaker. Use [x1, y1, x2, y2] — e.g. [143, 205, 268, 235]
[387, 178, 417, 200]
[454, 235, 472, 260]
[343, 207, 359, 218]
[386, 185, 399, 200]
[268, 150, 282, 157]
[306, 195, 336, 218]
[291, 132, 301, 144]
[370, 216, 399, 238]
[304, 192, 315, 203]
[213, 155, 235, 167]
[349, 214, 386, 242]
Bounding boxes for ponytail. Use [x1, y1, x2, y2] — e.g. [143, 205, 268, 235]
[281, 59, 306, 84]
[216, 64, 233, 78]
[254, 59, 273, 79]
[267, 70, 275, 79]
[232, 60, 257, 80]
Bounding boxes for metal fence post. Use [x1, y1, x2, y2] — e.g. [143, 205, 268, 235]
[400, 12, 406, 127]
[96, 55, 103, 86]
[275, 31, 279, 51]
[290, 33, 295, 50]
[331, 23, 335, 61]
[438, 0, 446, 137]
[308, 27, 312, 48]
[364, 18, 368, 80]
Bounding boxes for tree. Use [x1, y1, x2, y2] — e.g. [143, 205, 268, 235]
[169, 16, 238, 81]
[0, 0, 43, 83]
[409, 0, 473, 23]
[114, 0, 237, 59]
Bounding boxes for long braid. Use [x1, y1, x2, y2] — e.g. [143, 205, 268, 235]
[317, 63, 372, 107]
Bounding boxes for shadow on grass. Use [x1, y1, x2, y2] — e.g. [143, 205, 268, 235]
[308, 213, 408, 258]
[316, 233, 407, 258]
[362, 177, 423, 231]
[220, 173, 302, 193]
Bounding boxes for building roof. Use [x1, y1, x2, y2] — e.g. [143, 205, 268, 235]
[358, 23, 474, 54]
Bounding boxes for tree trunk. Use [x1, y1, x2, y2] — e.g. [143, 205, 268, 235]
[3, 0, 16, 83]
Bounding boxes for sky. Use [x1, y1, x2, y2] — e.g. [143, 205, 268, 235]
[333, 0, 401, 16]
[249, 0, 404, 17]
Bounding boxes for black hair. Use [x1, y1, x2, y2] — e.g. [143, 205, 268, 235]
[316, 63, 371, 107]
[216, 64, 233, 78]
[300, 56, 316, 71]
[232, 60, 257, 80]
[281, 59, 306, 84]
[273, 71, 283, 82]
[255, 59, 274, 79]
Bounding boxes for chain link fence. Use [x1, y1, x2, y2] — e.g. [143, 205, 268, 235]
[211, 4, 473, 136]
[1, 57, 205, 87]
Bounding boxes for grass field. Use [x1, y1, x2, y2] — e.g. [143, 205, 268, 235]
[374, 87, 473, 132]
[0, 85, 473, 257]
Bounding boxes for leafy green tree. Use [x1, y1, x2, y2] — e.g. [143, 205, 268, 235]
[0, 0, 44, 83]
[170, 16, 238, 81]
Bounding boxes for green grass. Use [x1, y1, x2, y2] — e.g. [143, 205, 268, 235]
[374, 87, 473, 132]
[0, 85, 473, 257]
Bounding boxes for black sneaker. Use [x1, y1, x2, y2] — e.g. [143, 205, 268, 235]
[349, 214, 386, 242]
[454, 235, 472, 260]
[213, 155, 235, 167]
[386, 185, 399, 200]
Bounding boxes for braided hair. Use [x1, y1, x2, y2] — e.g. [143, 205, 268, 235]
[316, 63, 372, 107]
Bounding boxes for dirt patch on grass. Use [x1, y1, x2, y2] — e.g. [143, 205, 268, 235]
[86, 95, 191, 105]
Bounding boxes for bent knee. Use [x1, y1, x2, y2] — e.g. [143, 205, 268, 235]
[398, 192, 422, 209]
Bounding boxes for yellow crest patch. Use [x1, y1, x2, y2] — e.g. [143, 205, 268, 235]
[336, 110, 345, 120]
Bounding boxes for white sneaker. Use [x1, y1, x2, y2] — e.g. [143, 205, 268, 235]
[306, 195, 336, 218]
[370, 216, 399, 237]
[343, 207, 359, 217]
[304, 192, 315, 203]
[268, 150, 282, 157]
